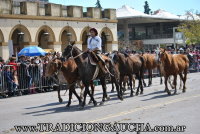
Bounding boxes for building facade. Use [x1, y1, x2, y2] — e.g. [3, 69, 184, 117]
[117, 6, 191, 51]
[0, 0, 118, 60]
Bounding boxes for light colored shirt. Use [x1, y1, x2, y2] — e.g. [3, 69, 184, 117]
[87, 36, 102, 51]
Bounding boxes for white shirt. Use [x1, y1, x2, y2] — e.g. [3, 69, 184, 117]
[87, 36, 102, 51]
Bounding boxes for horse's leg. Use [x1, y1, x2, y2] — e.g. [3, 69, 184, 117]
[123, 77, 126, 91]
[164, 76, 171, 95]
[88, 81, 95, 104]
[111, 77, 115, 93]
[135, 73, 140, 96]
[183, 68, 188, 92]
[80, 85, 88, 108]
[82, 81, 97, 107]
[119, 75, 124, 92]
[178, 74, 183, 90]
[72, 88, 82, 106]
[132, 75, 136, 90]
[173, 75, 177, 94]
[158, 66, 163, 85]
[168, 76, 175, 89]
[128, 75, 134, 97]
[99, 77, 108, 105]
[140, 70, 144, 95]
[57, 85, 63, 103]
[112, 75, 123, 101]
[66, 87, 73, 107]
[142, 70, 147, 87]
[148, 69, 151, 86]
[78, 81, 84, 100]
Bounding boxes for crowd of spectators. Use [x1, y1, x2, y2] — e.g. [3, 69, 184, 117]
[0, 46, 200, 98]
[0, 52, 62, 97]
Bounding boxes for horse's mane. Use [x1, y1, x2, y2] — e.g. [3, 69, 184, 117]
[162, 51, 173, 67]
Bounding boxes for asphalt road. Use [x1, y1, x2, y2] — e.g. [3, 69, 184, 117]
[0, 72, 200, 134]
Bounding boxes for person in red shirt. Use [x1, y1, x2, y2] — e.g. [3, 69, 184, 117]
[8, 57, 19, 71]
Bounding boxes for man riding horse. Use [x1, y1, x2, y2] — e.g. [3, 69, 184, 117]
[86, 28, 108, 74]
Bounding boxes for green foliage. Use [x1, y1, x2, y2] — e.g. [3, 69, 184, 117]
[144, 1, 151, 14]
[178, 19, 200, 45]
[95, 0, 102, 8]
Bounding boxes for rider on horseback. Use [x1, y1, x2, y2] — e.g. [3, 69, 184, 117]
[87, 28, 108, 74]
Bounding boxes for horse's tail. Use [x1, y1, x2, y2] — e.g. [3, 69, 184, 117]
[139, 56, 145, 78]
[186, 54, 193, 67]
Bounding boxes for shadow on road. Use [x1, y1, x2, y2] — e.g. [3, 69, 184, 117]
[24, 101, 68, 109]
[141, 91, 180, 101]
[142, 90, 165, 97]
[22, 92, 123, 116]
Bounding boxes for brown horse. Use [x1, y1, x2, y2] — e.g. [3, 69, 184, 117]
[45, 58, 95, 107]
[142, 53, 163, 86]
[63, 44, 123, 109]
[112, 52, 144, 96]
[158, 49, 189, 95]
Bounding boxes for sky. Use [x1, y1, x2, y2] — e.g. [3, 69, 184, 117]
[49, 0, 200, 15]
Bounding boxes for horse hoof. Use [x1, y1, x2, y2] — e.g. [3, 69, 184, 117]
[140, 92, 143, 95]
[99, 102, 104, 105]
[106, 96, 110, 100]
[94, 101, 98, 106]
[88, 100, 93, 105]
[135, 93, 139, 96]
[59, 98, 63, 103]
[130, 94, 134, 97]
[79, 101, 82, 106]
[167, 92, 171, 95]
[66, 104, 70, 108]
[79, 106, 84, 110]
[111, 90, 114, 93]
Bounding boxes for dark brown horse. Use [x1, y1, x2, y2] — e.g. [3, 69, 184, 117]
[112, 52, 144, 96]
[142, 53, 163, 86]
[158, 49, 189, 95]
[45, 58, 94, 107]
[63, 44, 123, 109]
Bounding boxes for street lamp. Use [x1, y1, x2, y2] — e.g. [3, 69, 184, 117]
[18, 20, 24, 42]
[43, 22, 49, 41]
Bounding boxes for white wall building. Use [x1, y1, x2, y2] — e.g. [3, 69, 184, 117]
[117, 5, 200, 51]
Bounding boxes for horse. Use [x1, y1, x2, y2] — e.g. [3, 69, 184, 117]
[63, 44, 123, 109]
[157, 48, 189, 95]
[142, 53, 163, 87]
[45, 58, 94, 107]
[112, 52, 144, 96]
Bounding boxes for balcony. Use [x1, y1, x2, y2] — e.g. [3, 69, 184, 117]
[131, 34, 173, 40]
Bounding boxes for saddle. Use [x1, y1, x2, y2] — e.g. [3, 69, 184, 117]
[88, 54, 97, 66]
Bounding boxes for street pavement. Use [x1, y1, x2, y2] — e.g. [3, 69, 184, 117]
[0, 72, 200, 134]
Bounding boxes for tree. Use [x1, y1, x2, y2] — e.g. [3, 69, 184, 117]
[144, 1, 151, 14]
[95, 0, 102, 8]
[178, 12, 200, 45]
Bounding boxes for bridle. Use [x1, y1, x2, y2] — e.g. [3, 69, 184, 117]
[64, 45, 84, 60]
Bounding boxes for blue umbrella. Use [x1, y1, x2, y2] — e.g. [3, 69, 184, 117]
[18, 46, 46, 57]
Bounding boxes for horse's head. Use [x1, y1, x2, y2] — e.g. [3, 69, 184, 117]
[158, 48, 168, 62]
[45, 58, 62, 77]
[62, 41, 76, 59]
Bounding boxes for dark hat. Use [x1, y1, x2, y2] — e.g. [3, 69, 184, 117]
[9, 57, 16, 61]
[90, 28, 98, 36]
[19, 55, 25, 58]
